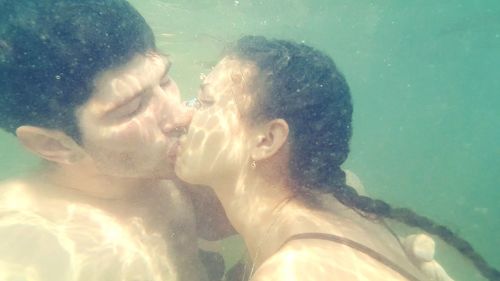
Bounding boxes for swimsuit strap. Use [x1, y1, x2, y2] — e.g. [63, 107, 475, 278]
[280, 232, 422, 281]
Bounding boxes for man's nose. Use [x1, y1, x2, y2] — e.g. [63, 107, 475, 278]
[174, 103, 194, 128]
[161, 102, 194, 134]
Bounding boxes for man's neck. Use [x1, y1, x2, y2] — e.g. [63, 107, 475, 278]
[38, 162, 155, 200]
[23, 163, 176, 230]
[22, 164, 159, 219]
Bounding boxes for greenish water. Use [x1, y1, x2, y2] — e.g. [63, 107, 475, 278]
[0, 0, 498, 280]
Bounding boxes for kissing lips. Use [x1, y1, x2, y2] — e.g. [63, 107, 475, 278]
[167, 140, 180, 160]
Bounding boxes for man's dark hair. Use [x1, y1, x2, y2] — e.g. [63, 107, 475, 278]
[0, 0, 155, 140]
[227, 35, 500, 281]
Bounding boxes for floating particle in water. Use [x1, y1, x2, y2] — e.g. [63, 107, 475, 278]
[55, 75, 61, 80]
[160, 33, 175, 38]
[234, 0, 239, 7]
[473, 207, 488, 215]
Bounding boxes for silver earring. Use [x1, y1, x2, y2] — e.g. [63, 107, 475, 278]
[250, 160, 256, 169]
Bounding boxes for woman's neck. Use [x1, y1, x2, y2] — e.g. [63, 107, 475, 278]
[211, 171, 372, 268]
[210, 171, 302, 264]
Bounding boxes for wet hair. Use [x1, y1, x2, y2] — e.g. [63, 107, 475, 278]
[227, 35, 500, 281]
[0, 0, 155, 140]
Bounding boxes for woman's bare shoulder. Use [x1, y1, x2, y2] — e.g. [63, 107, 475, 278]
[251, 238, 409, 281]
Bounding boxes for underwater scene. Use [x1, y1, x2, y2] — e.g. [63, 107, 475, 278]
[0, 0, 498, 280]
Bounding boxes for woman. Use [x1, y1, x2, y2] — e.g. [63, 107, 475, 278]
[175, 36, 499, 281]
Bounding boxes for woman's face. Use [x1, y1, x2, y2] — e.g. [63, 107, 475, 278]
[175, 57, 258, 186]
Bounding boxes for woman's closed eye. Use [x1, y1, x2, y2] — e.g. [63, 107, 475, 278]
[198, 97, 215, 107]
[185, 97, 214, 109]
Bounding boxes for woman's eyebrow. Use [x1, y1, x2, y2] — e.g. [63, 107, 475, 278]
[198, 83, 213, 99]
[199, 83, 208, 92]
[199, 83, 215, 96]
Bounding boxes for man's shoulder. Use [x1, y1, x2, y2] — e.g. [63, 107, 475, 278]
[0, 178, 38, 209]
[0, 181, 173, 280]
[0, 178, 32, 192]
[0, 178, 140, 255]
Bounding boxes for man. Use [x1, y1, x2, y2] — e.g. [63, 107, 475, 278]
[0, 0, 231, 280]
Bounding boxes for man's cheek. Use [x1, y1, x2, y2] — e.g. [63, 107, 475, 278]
[103, 119, 157, 144]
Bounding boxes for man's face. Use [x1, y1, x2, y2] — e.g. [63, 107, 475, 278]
[76, 52, 192, 179]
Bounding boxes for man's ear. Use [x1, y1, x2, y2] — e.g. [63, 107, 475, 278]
[251, 119, 289, 161]
[16, 126, 85, 165]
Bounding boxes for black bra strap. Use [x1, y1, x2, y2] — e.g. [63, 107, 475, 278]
[280, 232, 422, 281]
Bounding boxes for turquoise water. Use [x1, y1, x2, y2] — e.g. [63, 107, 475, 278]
[0, 0, 498, 279]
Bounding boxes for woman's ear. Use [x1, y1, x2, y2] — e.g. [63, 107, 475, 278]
[251, 119, 289, 161]
[16, 126, 85, 165]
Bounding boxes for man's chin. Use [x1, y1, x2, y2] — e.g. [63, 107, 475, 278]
[174, 165, 204, 187]
[149, 162, 178, 181]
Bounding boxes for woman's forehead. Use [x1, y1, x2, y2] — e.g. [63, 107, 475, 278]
[206, 57, 257, 87]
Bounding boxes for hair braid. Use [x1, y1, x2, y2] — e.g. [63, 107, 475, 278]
[333, 182, 500, 281]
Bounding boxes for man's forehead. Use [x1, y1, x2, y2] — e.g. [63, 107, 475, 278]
[82, 52, 170, 114]
[95, 52, 169, 83]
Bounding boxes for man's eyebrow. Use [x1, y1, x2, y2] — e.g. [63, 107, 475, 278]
[156, 51, 172, 77]
[161, 60, 172, 79]
[156, 50, 169, 57]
